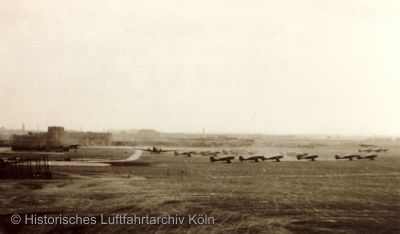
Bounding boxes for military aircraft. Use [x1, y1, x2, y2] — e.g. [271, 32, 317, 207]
[264, 155, 284, 162]
[357, 154, 378, 160]
[134, 147, 175, 154]
[239, 156, 265, 162]
[358, 148, 374, 153]
[370, 147, 388, 153]
[296, 153, 318, 161]
[210, 156, 235, 163]
[335, 154, 359, 161]
[239, 155, 284, 162]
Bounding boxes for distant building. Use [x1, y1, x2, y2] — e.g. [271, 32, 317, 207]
[12, 126, 111, 151]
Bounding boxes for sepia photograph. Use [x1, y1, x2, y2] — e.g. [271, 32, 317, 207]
[1, 1, 399, 233]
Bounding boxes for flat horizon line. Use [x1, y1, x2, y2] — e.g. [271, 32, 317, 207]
[1, 126, 399, 138]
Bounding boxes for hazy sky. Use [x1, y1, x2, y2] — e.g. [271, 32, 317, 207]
[1, 0, 399, 135]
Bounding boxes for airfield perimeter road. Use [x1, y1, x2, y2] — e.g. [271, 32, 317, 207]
[0, 146, 399, 233]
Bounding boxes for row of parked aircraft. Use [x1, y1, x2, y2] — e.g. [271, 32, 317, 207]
[135, 147, 259, 157]
[136, 146, 388, 155]
[134, 146, 385, 163]
[135, 147, 222, 157]
[210, 152, 381, 163]
[335, 153, 378, 161]
[209, 153, 313, 163]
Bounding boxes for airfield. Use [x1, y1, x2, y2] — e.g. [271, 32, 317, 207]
[0, 142, 399, 233]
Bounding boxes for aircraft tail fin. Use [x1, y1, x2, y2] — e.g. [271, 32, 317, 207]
[239, 156, 245, 162]
[210, 156, 216, 162]
[335, 155, 340, 160]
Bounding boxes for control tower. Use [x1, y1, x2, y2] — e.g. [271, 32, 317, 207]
[47, 126, 65, 148]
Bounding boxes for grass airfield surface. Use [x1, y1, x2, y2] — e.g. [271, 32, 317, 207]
[0, 145, 399, 233]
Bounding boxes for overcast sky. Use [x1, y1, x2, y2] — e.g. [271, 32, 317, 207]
[1, 0, 399, 135]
